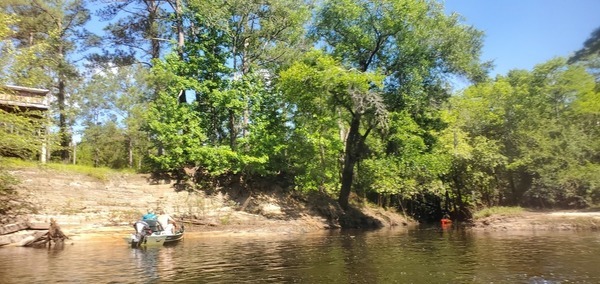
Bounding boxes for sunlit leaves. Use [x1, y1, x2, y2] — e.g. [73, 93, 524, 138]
[0, 109, 47, 159]
[145, 89, 205, 171]
[451, 57, 600, 207]
[278, 50, 386, 194]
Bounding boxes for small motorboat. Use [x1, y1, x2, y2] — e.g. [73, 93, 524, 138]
[145, 219, 184, 244]
[130, 233, 167, 247]
[129, 219, 184, 248]
[163, 227, 184, 244]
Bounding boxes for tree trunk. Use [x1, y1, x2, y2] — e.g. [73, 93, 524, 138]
[228, 109, 237, 150]
[128, 137, 133, 168]
[94, 147, 99, 167]
[509, 171, 517, 205]
[318, 136, 326, 193]
[241, 38, 249, 140]
[175, 0, 184, 59]
[338, 114, 361, 210]
[147, 0, 160, 61]
[174, 0, 186, 104]
[58, 72, 70, 162]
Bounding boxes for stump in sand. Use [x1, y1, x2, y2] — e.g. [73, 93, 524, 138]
[24, 218, 69, 247]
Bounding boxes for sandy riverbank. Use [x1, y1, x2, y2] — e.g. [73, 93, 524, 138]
[59, 210, 600, 246]
[471, 210, 600, 231]
[54, 209, 600, 244]
[3, 167, 600, 247]
[1, 167, 412, 246]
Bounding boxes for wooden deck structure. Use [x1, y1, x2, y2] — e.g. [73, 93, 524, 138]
[0, 85, 50, 163]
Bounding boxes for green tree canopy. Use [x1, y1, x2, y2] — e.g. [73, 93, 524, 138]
[450, 58, 600, 208]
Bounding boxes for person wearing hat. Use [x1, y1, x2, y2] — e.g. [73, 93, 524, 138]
[142, 208, 157, 220]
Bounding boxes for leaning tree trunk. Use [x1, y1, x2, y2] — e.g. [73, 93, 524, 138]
[338, 115, 361, 210]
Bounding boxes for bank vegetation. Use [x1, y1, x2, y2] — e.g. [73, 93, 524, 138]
[1, 0, 599, 225]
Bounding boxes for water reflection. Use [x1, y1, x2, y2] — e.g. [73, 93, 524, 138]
[0, 228, 599, 283]
[131, 248, 160, 281]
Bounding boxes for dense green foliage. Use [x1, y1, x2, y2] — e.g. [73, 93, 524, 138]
[0, 108, 47, 159]
[2, 0, 599, 221]
[449, 59, 600, 209]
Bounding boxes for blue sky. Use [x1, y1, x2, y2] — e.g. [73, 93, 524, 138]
[444, 0, 600, 77]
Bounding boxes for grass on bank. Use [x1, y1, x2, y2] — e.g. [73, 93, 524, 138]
[473, 206, 525, 219]
[1, 157, 135, 181]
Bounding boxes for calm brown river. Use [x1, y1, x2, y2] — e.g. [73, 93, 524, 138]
[0, 227, 599, 283]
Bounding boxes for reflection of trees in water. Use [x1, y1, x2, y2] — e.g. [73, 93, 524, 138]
[231, 233, 380, 283]
[2, 231, 598, 283]
[217, 238, 290, 281]
[175, 235, 350, 282]
[158, 247, 177, 279]
[339, 232, 378, 283]
[132, 248, 160, 282]
[212, 232, 381, 282]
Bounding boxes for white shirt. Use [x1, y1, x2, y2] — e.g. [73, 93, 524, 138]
[157, 214, 171, 230]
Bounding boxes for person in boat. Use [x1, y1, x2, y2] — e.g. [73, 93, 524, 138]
[157, 209, 177, 234]
[142, 208, 157, 220]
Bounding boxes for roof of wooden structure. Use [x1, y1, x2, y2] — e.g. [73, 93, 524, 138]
[0, 85, 50, 110]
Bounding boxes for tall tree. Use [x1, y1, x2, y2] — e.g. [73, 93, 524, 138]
[141, 0, 311, 175]
[0, 5, 52, 163]
[93, 0, 170, 67]
[4, 0, 92, 161]
[115, 66, 153, 169]
[0, 9, 16, 83]
[569, 26, 600, 63]
[185, 0, 310, 149]
[145, 53, 207, 172]
[312, 0, 487, 209]
[279, 51, 386, 195]
[78, 65, 151, 168]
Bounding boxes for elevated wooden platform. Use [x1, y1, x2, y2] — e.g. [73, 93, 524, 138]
[0, 85, 50, 112]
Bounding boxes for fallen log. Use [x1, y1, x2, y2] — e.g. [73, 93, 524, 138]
[182, 219, 218, 226]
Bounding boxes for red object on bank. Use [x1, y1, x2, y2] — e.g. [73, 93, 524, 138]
[441, 218, 452, 225]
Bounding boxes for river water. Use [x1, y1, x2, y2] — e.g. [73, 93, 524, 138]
[0, 226, 599, 283]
